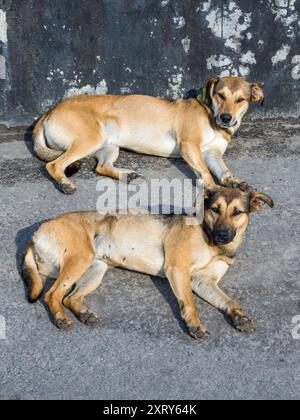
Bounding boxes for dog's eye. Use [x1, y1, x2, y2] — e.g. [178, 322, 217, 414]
[233, 209, 243, 216]
[236, 98, 245, 104]
[218, 93, 225, 101]
[211, 207, 220, 214]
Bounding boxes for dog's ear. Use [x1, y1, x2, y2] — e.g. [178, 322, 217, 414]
[195, 189, 217, 222]
[251, 83, 264, 103]
[204, 187, 219, 203]
[204, 189, 212, 201]
[206, 77, 220, 103]
[250, 191, 274, 213]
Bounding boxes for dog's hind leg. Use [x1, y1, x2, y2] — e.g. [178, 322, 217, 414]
[44, 250, 95, 329]
[46, 142, 102, 194]
[46, 127, 106, 194]
[64, 260, 108, 327]
[95, 145, 142, 183]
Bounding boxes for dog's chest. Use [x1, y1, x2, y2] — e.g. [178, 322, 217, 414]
[190, 247, 217, 273]
[190, 248, 230, 280]
[200, 125, 228, 155]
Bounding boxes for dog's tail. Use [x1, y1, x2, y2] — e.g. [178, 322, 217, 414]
[33, 113, 63, 162]
[23, 243, 44, 303]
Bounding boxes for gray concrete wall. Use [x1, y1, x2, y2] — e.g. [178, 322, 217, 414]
[0, 0, 300, 125]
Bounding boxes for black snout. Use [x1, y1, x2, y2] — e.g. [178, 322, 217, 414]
[214, 229, 233, 245]
[220, 114, 232, 125]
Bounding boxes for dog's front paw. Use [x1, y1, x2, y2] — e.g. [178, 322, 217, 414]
[237, 181, 253, 192]
[189, 326, 210, 342]
[230, 309, 256, 334]
[222, 177, 252, 192]
[222, 177, 239, 188]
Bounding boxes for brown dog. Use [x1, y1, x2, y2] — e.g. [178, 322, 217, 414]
[23, 188, 274, 341]
[33, 76, 264, 194]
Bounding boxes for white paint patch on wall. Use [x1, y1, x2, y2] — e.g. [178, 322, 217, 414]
[167, 70, 184, 99]
[207, 51, 256, 78]
[205, 1, 252, 52]
[46, 68, 66, 82]
[0, 9, 7, 80]
[64, 80, 108, 98]
[181, 36, 191, 54]
[225, 38, 238, 51]
[201, 1, 212, 12]
[173, 16, 186, 29]
[207, 55, 232, 70]
[292, 56, 300, 80]
[269, 0, 298, 38]
[120, 86, 132, 95]
[149, 18, 158, 26]
[0, 9, 8, 43]
[238, 65, 250, 77]
[271, 44, 291, 65]
[0, 55, 6, 80]
[204, 1, 257, 79]
[161, 0, 170, 7]
[241, 51, 256, 65]
[207, 55, 237, 76]
[41, 99, 55, 112]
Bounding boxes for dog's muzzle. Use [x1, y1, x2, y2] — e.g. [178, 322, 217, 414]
[213, 229, 236, 245]
[216, 116, 238, 129]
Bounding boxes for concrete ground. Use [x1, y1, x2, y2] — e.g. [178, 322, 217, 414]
[0, 118, 299, 400]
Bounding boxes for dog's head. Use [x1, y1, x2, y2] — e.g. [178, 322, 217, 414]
[204, 187, 274, 246]
[204, 76, 264, 130]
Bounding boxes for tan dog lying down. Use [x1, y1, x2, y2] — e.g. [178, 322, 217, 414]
[23, 188, 274, 341]
[33, 76, 264, 194]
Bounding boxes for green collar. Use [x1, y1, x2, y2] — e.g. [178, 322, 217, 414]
[199, 86, 208, 102]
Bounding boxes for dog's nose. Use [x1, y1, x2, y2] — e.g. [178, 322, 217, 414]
[215, 229, 230, 244]
[220, 114, 232, 124]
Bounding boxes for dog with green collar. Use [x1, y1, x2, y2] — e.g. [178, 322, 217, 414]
[33, 76, 264, 194]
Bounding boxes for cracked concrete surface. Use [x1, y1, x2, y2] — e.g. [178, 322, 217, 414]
[0, 119, 299, 400]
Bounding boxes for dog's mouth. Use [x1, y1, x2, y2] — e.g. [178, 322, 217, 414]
[216, 119, 238, 130]
[214, 238, 234, 246]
